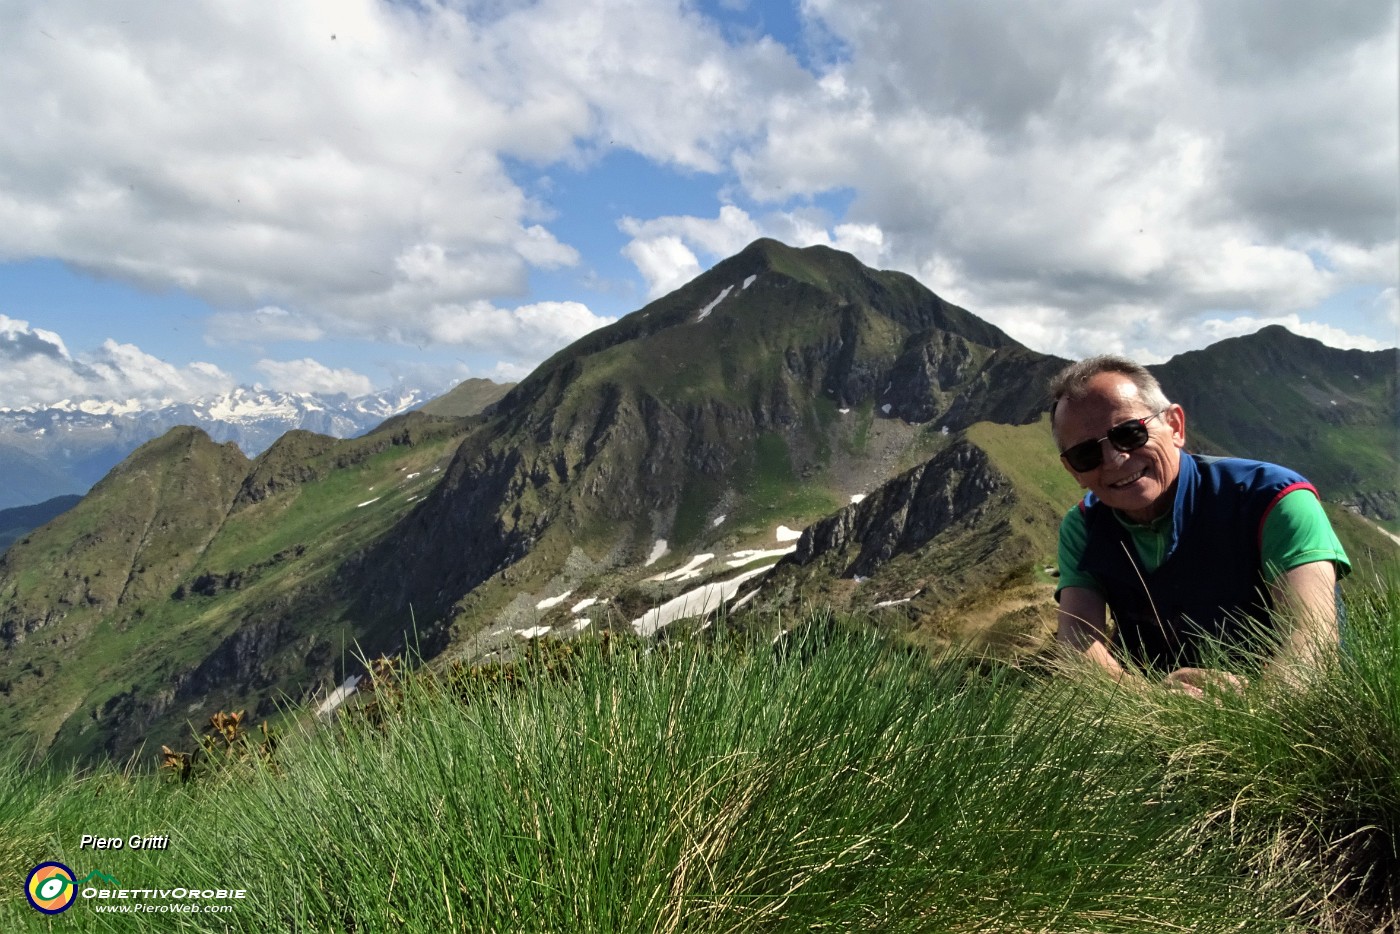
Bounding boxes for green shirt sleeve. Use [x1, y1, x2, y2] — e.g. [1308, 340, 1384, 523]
[1056, 504, 1102, 599]
[1260, 487, 1351, 582]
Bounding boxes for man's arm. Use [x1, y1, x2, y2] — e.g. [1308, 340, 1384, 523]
[1163, 560, 1339, 697]
[1266, 559, 1340, 676]
[1057, 586, 1125, 679]
[1059, 587, 1244, 697]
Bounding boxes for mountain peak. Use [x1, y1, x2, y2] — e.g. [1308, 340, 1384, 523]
[497, 238, 1028, 420]
[98, 424, 244, 484]
[716, 238, 880, 294]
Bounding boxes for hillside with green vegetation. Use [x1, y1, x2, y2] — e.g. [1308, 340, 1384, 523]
[1153, 326, 1400, 532]
[411, 377, 515, 419]
[3, 576, 1397, 932]
[0, 414, 483, 762]
[0, 239, 1395, 769]
[355, 238, 1067, 640]
[3, 239, 1073, 765]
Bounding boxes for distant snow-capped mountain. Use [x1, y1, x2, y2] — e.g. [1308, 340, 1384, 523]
[0, 386, 440, 510]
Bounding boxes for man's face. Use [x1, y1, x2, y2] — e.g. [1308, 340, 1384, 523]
[1053, 372, 1186, 523]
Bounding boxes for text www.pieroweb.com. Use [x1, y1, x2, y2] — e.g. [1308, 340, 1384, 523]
[90, 902, 235, 914]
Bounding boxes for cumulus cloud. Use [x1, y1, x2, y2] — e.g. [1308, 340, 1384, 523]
[715, 0, 1398, 357]
[481, 0, 807, 172]
[419, 300, 616, 358]
[1, 0, 1394, 376]
[0, 315, 69, 361]
[0, 0, 824, 372]
[0, 316, 233, 409]
[254, 358, 375, 396]
[0, 0, 789, 342]
[490, 359, 539, 382]
[620, 235, 704, 300]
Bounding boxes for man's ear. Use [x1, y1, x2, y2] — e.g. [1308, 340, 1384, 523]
[1165, 404, 1186, 448]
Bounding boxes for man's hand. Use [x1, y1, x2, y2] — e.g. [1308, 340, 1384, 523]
[1161, 667, 1248, 699]
[1060, 589, 1248, 700]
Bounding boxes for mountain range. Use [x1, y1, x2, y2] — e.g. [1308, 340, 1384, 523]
[0, 381, 513, 511]
[1, 239, 1396, 763]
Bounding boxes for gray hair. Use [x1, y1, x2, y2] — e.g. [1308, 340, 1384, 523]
[1048, 355, 1171, 435]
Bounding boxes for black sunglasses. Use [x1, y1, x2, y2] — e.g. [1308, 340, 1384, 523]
[1059, 410, 1166, 473]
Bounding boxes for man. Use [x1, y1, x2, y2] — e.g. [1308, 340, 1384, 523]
[1050, 355, 1349, 694]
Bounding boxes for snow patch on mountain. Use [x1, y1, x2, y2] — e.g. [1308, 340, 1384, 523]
[695, 285, 734, 322]
[631, 564, 771, 637]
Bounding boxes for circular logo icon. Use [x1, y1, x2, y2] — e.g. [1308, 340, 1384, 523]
[26, 862, 77, 914]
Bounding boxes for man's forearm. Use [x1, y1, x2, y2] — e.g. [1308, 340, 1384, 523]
[1057, 586, 1125, 678]
[1267, 560, 1340, 682]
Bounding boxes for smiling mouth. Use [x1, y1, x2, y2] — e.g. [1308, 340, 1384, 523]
[1109, 469, 1146, 489]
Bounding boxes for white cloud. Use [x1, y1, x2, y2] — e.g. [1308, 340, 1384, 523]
[421, 300, 615, 358]
[0, 316, 234, 408]
[715, 0, 1399, 357]
[206, 306, 325, 345]
[490, 359, 538, 382]
[484, 0, 806, 172]
[516, 225, 581, 269]
[254, 358, 374, 396]
[0, 0, 1394, 372]
[0, 0, 781, 340]
[620, 234, 704, 299]
[0, 0, 834, 379]
[0, 314, 70, 360]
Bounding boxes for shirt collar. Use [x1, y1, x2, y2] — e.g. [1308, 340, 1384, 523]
[1089, 449, 1194, 558]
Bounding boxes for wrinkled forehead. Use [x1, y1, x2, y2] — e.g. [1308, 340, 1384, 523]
[1052, 374, 1153, 443]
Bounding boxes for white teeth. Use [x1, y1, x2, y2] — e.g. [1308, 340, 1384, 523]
[1110, 470, 1145, 488]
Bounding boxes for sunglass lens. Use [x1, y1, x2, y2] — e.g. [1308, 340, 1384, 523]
[1106, 420, 1150, 453]
[1062, 440, 1102, 472]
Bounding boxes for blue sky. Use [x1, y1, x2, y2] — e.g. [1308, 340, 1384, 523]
[0, 0, 1395, 409]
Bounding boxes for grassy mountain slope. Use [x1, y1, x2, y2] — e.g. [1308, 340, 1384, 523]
[1152, 326, 1399, 530]
[756, 416, 1080, 653]
[7, 580, 1397, 930]
[412, 377, 514, 419]
[355, 239, 1067, 644]
[0, 415, 482, 761]
[0, 428, 251, 752]
[0, 241, 1394, 766]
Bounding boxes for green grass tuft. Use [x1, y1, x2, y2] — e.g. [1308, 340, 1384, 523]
[1, 575, 1396, 931]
